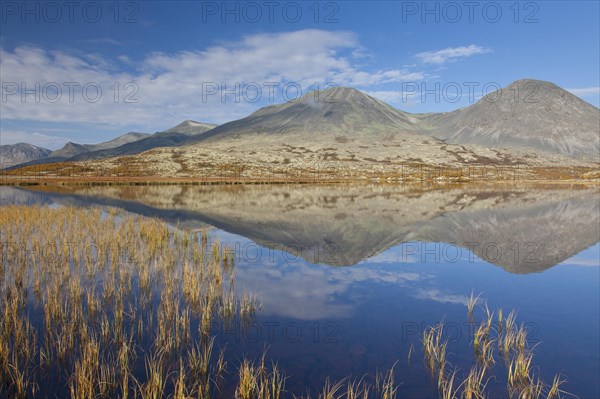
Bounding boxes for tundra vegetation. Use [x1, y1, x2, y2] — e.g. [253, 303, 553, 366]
[0, 206, 571, 398]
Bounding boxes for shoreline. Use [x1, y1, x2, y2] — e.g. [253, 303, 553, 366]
[2, 163, 599, 187]
[1, 176, 598, 187]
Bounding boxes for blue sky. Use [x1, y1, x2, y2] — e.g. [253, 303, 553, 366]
[1, 0, 599, 149]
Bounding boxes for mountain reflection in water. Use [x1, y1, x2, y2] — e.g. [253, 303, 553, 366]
[2, 184, 598, 274]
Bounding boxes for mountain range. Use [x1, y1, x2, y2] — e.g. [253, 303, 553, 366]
[0, 120, 215, 168]
[1, 79, 598, 171]
[0, 143, 51, 168]
[49, 132, 151, 158]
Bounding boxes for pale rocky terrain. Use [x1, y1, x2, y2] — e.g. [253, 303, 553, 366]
[80, 137, 593, 182]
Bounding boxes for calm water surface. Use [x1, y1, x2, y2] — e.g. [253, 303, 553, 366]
[1, 184, 598, 398]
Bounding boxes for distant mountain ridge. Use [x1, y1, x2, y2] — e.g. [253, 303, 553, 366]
[71, 120, 217, 161]
[189, 87, 424, 145]
[5, 79, 600, 171]
[4, 120, 216, 168]
[0, 143, 51, 168]
[188, 80, 599, 159]
[49, 142, 89, 158]
[163, 120, 217, 135]
[50, 132, 151, 158]
[84, 132, 150, 151]
[423, 79, 600, 158]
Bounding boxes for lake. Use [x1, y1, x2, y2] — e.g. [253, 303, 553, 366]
[0, 184, 598, 398]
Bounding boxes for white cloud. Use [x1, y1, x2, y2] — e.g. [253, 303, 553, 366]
[364, 90, 406, 104]
[351, 47, 372, 59]
[0, 30, 427, 139]
[237, 261, 424, 320]
[336, 69, 425, 86]
[413, 288, 468, 306]
[416, 45, 492, 65]
[567, 87, 600, 97]
[560, 258, 600, 267]
[80, 38, 127, 46]
[117, 55, 134, 65]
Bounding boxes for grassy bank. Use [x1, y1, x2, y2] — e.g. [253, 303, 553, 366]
[2, 162, 599, 187]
